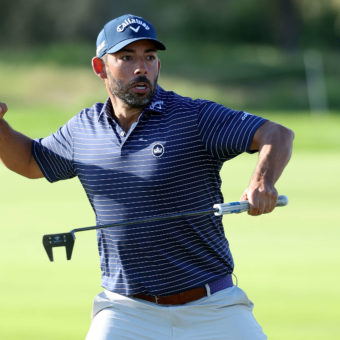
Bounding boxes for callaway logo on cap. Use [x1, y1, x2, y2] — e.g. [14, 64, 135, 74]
[96, 14, 166, 57]
[116, 17, 150, 33]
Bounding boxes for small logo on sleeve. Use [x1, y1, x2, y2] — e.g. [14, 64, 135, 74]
[152, 143, 165, 157]
[241, 112, 252, 120]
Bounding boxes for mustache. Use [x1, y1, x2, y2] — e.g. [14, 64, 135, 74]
[128, 76, 152, 88]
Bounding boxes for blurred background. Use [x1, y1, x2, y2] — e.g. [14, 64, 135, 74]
[1, 1, 340, 340]
[1, 0, 340, 111]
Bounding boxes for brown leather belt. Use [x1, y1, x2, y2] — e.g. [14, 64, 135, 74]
[133, 275, 233, 305]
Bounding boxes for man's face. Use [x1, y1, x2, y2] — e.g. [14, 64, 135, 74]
[103, 40, 160, 108]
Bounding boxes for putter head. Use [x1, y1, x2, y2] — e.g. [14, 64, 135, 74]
[42, 232, 75, 261]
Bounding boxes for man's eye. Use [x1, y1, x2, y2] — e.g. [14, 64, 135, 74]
[147, 55, 156, 61]
[121, 55, 132, 61]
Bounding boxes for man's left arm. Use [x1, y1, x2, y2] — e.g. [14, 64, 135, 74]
[240, 121, 294, 216]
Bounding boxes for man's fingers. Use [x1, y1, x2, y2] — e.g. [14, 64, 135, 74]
[239, 192, 248, 202]
[248, 197, 261, 216]
[245, 193, 259, 216]
[266, 195, 278, 213]
[246, 191, 278, 216]
[0, 102, 8, 117]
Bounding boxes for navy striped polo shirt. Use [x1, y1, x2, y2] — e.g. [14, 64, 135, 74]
[32, 86, 266, 296]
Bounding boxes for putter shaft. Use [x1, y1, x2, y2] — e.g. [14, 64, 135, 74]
[43, 195, 288, 261]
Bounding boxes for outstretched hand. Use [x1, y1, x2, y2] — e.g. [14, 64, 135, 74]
[0, 102, 8, 119]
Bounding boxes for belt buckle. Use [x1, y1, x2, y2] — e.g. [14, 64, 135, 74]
[155, 295, 159, 304]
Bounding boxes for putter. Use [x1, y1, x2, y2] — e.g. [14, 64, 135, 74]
[43, 195, 288, 261]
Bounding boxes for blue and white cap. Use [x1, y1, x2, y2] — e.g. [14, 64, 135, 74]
[96, 14, 166, 57]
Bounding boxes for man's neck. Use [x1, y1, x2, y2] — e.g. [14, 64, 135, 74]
[109, 96, 144, 132]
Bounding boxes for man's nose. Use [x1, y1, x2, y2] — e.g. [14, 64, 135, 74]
[134, 58, 147, 75]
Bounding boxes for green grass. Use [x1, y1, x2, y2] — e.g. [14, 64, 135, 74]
[1, 57, 340, 339]
[220, 151, 340, 339]
[1, 148, 339, 339]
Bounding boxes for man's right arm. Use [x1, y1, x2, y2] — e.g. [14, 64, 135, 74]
[0, 102, 43, 179]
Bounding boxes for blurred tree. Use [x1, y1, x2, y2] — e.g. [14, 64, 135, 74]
[151, 0, 339, 50]
[0, 0, 154, 45]
[268, 0, 302, 51]
[0, 0, 339, 49]
[297, 0, 340, 46]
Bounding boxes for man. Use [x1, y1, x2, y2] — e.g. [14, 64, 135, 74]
[0, 14, 294, 340]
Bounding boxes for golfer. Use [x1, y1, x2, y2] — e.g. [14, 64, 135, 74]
[0, 14, 294, 340]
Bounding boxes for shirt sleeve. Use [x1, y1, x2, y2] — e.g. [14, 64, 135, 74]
[32, 118, 76, 182]
[197, 101, 267, 160]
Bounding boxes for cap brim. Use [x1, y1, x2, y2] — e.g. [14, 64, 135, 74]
[106, 37, 166, 54]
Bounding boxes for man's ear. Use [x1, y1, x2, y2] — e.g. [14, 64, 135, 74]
[92, 57, 107, 79]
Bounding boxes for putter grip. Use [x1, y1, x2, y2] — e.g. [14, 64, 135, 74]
[213, 195, 288, 216]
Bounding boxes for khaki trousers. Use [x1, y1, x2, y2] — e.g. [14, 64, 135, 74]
[86, 286, 267, 340]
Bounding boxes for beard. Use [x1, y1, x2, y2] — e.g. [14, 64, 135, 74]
[107, 73, 159, 108]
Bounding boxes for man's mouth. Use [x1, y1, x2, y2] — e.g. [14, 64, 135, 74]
[131, 82, 150, 93]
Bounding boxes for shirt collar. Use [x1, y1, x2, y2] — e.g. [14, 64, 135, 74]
[98, 98, 114, 122]
[97, 85, 167, 122]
